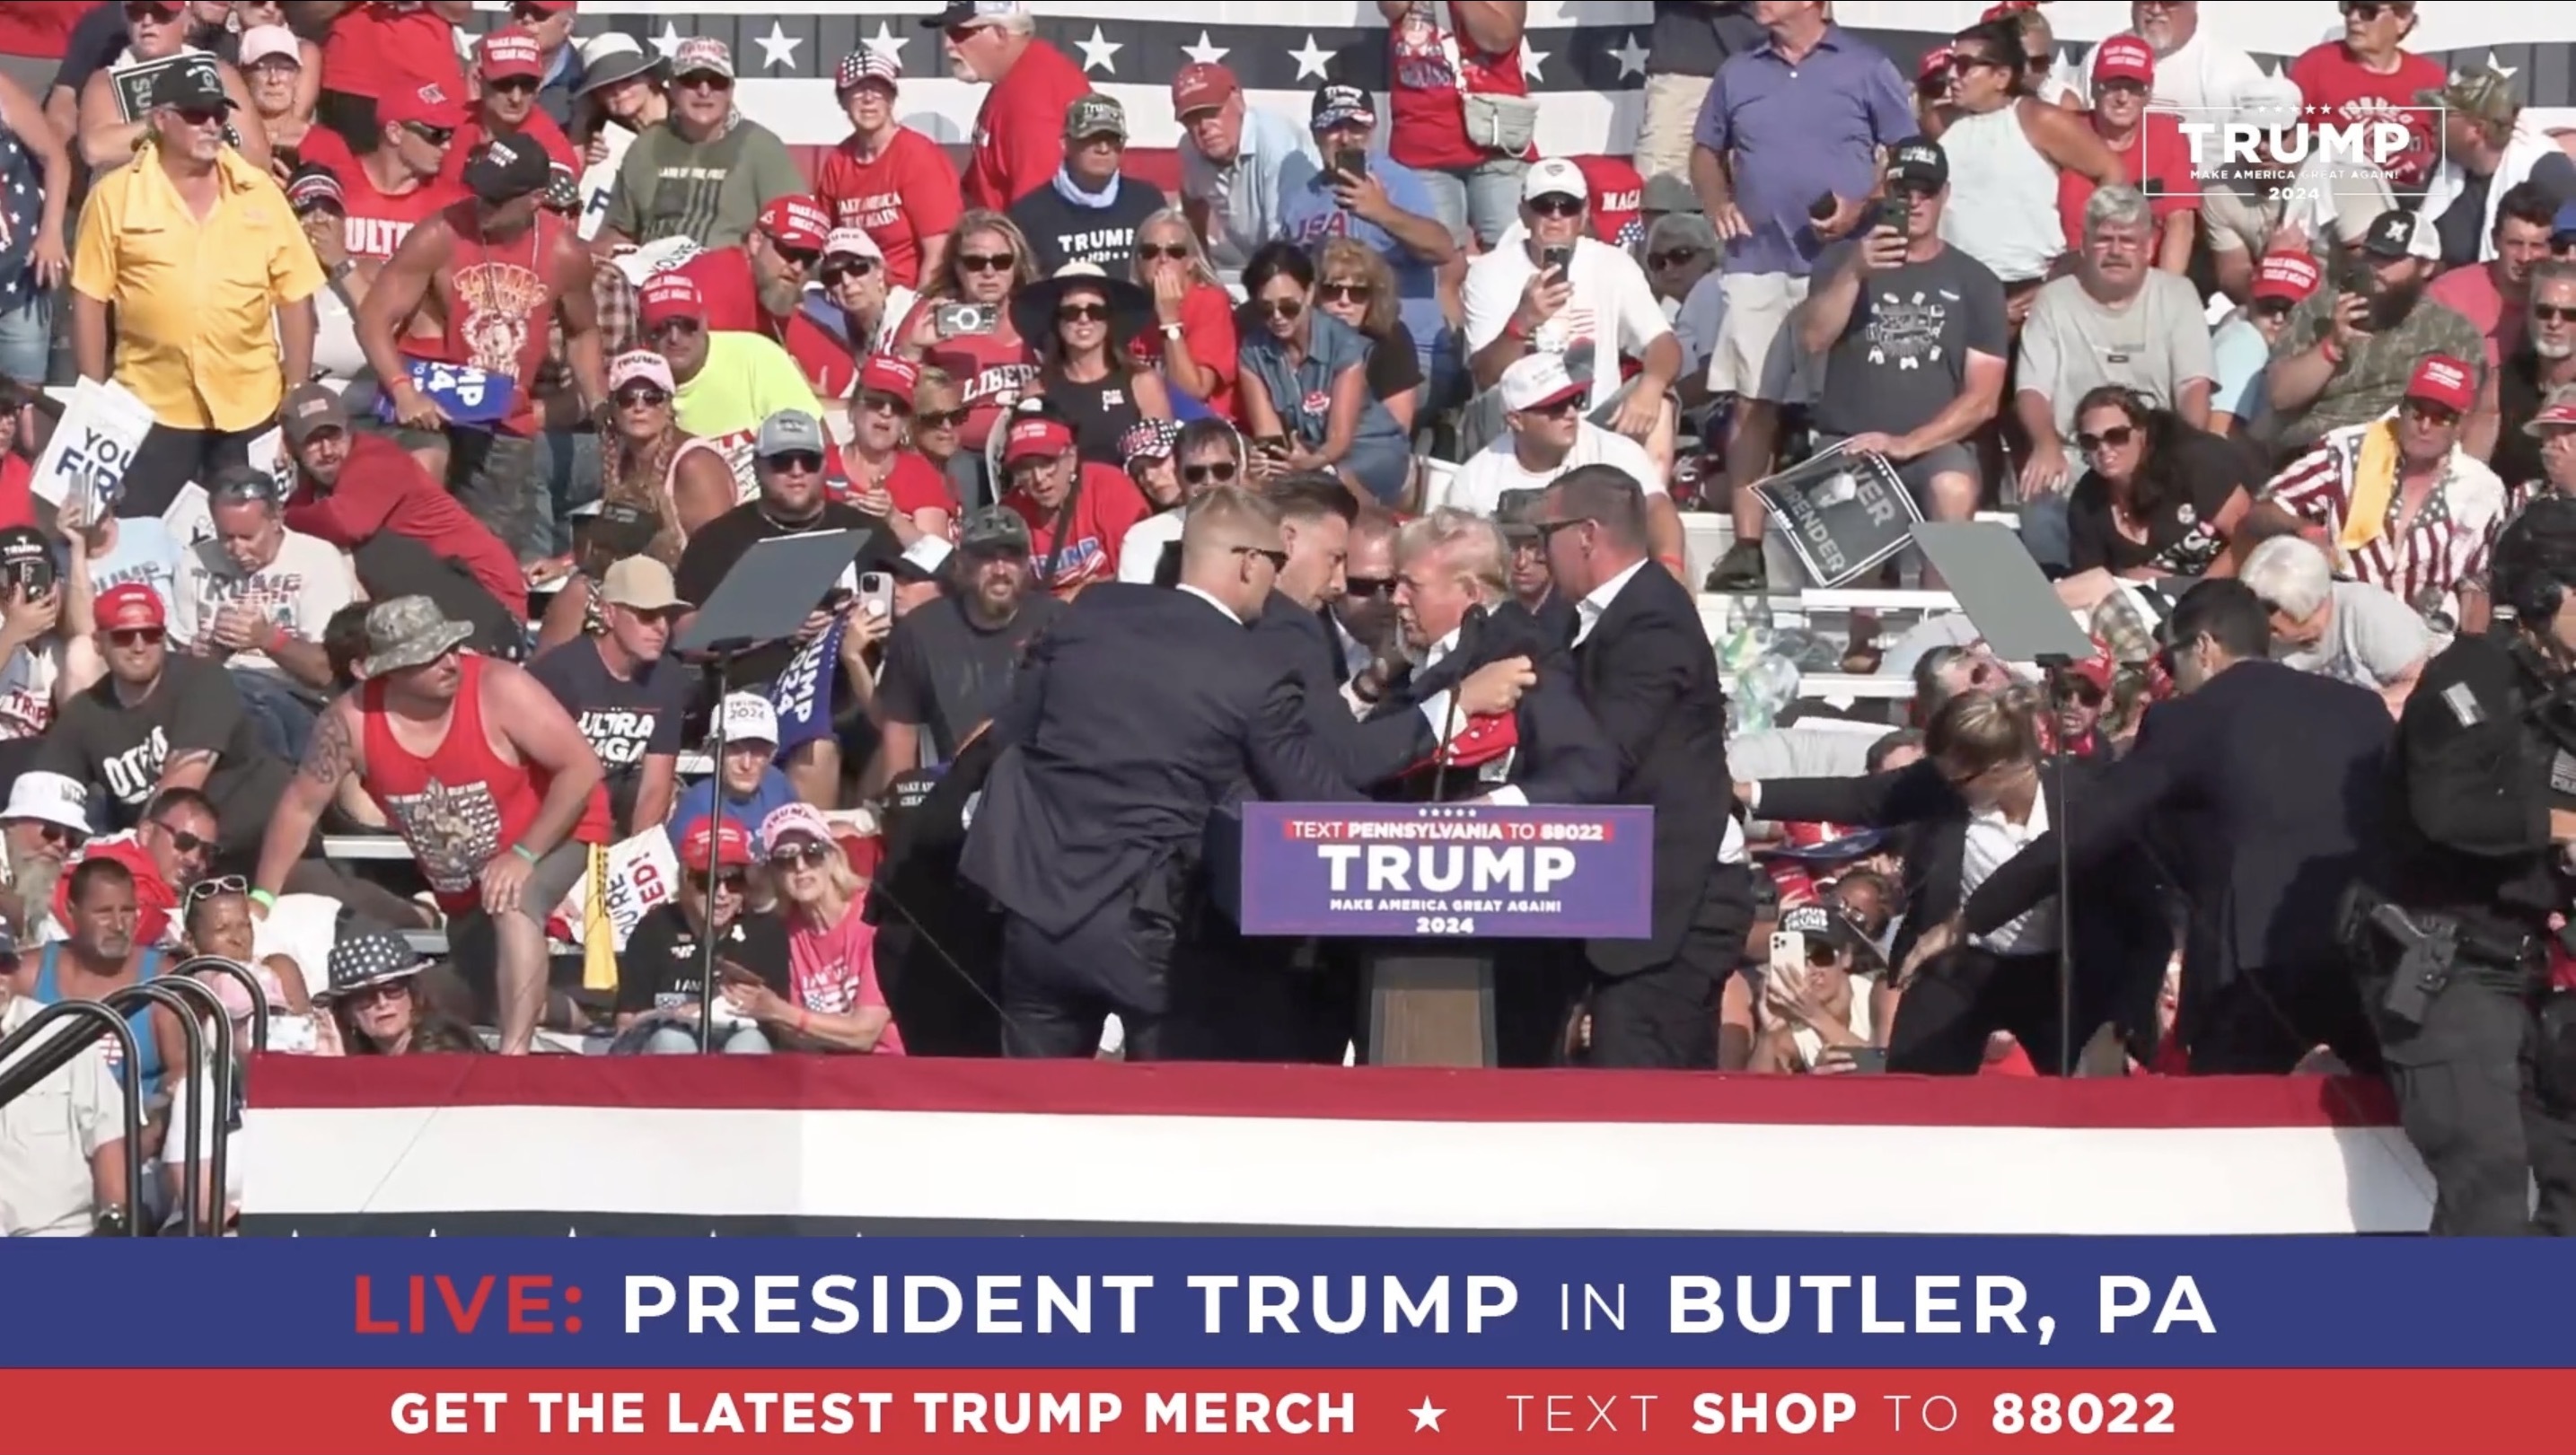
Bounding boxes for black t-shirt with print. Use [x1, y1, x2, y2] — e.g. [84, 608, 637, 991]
[42, 655, 291, 856]
[875, 592, 1062, 766]
[2065, 426, 2261, 580]
[1365, 320, 1425, 404]
[672, 503, 901, 690]
[529, 635, 690, 822]
[1006, 178, 1170, 276]
[615, 903, 792, 1016]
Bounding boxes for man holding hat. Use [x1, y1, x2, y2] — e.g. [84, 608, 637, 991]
[1173, 61, 1316, 276]
[2265, 208, 2486, 455]
[253, 595, 611, 1056]
[995, 409, 1151, 599]
[814, 48, 963, 290]
[71, 60, 322, 518]
[357, 127, 608, 564]
[596, 37, 805, 252]
[276, 382, 523, 614]
[1007, 93, 1167, 276]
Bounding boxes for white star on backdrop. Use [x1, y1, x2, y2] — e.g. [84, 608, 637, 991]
[1612, 31, 1649, 81]
[1075, 24, 1122, 75]
[1519, 35, 1550, 83]
[1182, 29, 1230, 66]
[650, 22, 682, 60]
[1288, 31, 1337, 83]
[754, 21, 801, 72]
[863, 22, 907, 68]
[1409, 1398, 1446, 1433]
[2485, 51, 2519, 80]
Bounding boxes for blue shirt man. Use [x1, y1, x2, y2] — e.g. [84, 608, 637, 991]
[1277, 83, 1459, 390]
[1174, 61, 1318, 276]
[1692, 13, 1914, 278]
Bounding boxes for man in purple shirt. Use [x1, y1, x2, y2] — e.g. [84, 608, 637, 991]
[1689, 0, 1913, 590]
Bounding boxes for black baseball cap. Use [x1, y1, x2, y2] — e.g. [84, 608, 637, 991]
[2361, 207, 2423, 259]
[1311, 83, 1375, 131]
[0, 525, 47, 570]
[1778, 902, 1885, 972]
[461, 131, 551, 205]
[151, 60, 233, 113]
[1886, 137, 1947, 190]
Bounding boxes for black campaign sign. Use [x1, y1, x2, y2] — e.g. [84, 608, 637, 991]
[110, 55, 219, 124]
[1750, 447, 1921, 589]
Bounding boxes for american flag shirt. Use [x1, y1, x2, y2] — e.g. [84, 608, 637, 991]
[0, 123, 37, 303]
[2263, 419, 2508, 627]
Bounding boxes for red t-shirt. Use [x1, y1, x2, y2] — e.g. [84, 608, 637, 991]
[436, 110, 580, 191]
[813, 127, 964, 290]
[299, 129, 462, 261]
[0, 452, 34, 534]
[2287, 42, 2448, 190]
[321, 1, 467, 102]
[2425, 263, 2515, 370]
[963, 39, 1092, 212]
[1124, 284, 1241, 421]
[1387, 0, 1531, 172]
[2057, 112, 2196, 244]
[0, 2, 86, 59]
[283, 434, 525, 609]
[919, 316, 1038, 451]
[1008, 464, 1150, 595]
[826, 448, 952, 519]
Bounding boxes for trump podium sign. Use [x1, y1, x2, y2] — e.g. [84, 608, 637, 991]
[1233, 803, 1653, 939]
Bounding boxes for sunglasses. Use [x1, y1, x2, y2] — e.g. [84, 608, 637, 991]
[108, 627, 164, 647]
[2252, 300, 2295, 321]
[1233, 545, 1290, 572]
[175, 105, 228, 127]
[914, 408, 968, 430]
[2536, 304, 2576, 324]
[821, 259, 877, 285]
[695, 868, 750, 894]
[1137, 243, 1191, 261]
[1345, 575, 1396, 598]
[2022, 51, 2053, 69]
[957, 251, 1015, 273]
[2402, 399, 2461, 426]
[32, 822, 80, 846]
[772, 246, 820, 270]
[1949, 52, 2009, 73]
[151, 820, 215, 857]
[1527, 195, 1585, 218]
[614, 384, 670, 408]
[1319, 281, 1373, 302]
[125, 2, 181, 19]
[346, 977, 413, 1006]
[859, 391, 910, 416]
[769, 843, 833, 869]
[646, 317, 702, 338]
[2066, 681, 2106, 708]
[676, 72, 733, 92]
[185, 874, 250, 907]
[1256, 298, 1303, 320]
[2073, 424, 2137, 453]
[403, 122, 455, 147]
[1648, 249, 1704, 269]
[1804, 938, 1847, 968]
[1058, 302, 1111, 324]
[487, 76, 539, 96]
[765, 451, 825, 475]
[2343, 1, 2409, 17]
[1182, 460, 1238, 485]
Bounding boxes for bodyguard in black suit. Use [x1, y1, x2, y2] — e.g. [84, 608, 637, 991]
[1523, 466, 1754, 1068]
[1748, 691, 2173, 1074]
[1953, 581, 2393, 1074]
[962, 487, 1365, 1059]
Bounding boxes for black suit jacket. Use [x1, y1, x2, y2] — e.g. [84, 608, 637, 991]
[1963, 660, 2392, 986]
[1569, 564, 1741, 975]
[1254, 590, 1439, 790]
[1374, 601, 1618, 804]
[962, 583, 1364, 935]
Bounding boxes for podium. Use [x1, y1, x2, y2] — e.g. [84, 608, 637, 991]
[1210, 802, 1655, 1067]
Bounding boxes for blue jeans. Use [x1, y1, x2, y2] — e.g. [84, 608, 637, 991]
[2018, 493, 2073, 573]
[616, 1018, 773, 1055]
[1414, 155, 1531, 250]
[542, 430, 602, 555]
[0, 287, 49, 384]
[228, 669, 316, 763]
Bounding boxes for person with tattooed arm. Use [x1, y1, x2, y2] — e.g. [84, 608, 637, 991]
[251, 598, 611, 1054]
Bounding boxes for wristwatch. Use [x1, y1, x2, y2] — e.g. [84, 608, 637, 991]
[1159, 322, 1184, 340]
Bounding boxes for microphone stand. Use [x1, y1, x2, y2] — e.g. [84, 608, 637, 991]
[1429, 607, 1489, 805]
[2035, 653, 2077, 1077]
[693, 638, 759, 1055]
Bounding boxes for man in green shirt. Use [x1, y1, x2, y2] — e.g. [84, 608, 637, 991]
[597, 38, 804, 250]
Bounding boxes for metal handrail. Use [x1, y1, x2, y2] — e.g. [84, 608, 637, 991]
[103, 984, 205, 1238]
[171, 957, 270, 1056]
[0, 1001, 144, 1234]
[148, 971, 244, 1236]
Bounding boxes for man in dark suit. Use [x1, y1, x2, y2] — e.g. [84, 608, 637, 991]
[1745, 690, 2173, 1074]
[1939, 580, 2394, 1074]
[962, 486, 1365, 1059]
[1524, 465, 1755, 1068]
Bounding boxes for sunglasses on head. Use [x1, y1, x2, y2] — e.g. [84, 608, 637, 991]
[1182, 460, 1238, 485]
[957, 251, 1015, 273]
[914, 408, 968, 430]
[1058, 302, 1111, 324]
[1256, 297, 1303, 320]
[1137, 243, 1191, 261]
[613, 384, 669, 409]
[2074, 424, 2137, 453]
[769, 842, 832, 869]
[185, 874, 249, 907]
[1527, 194, 1585, 219]
[821, 259, 877, 285]
[1319, 281, 1372, 303]
[152, 820, 215, 856]
[403, 122, 455, 147]
[1344, 575, 1396, 598]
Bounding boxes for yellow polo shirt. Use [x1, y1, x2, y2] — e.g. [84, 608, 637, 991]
[71, 142, 326, 433]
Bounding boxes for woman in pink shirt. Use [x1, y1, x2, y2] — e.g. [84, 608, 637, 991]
[729, 802, 904, 1055]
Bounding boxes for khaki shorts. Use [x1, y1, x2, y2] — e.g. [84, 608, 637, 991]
[1707, 272, 1814, 404]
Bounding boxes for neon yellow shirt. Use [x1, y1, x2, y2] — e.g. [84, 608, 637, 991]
[673, 331, 825, 501]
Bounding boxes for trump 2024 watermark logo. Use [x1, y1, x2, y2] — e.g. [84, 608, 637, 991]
[2145, 105, 2443, 202]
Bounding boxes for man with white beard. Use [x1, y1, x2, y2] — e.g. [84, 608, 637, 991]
[2074, 0, 2264, 117]
[2496, 262, 2576, 496]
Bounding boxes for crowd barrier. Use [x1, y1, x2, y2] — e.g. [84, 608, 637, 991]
[240, 1058, 2435, 1236]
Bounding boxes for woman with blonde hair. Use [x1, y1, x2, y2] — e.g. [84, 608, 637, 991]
[907, 210, 1042, 467]
[724, 803, 904, 1054]
[595, 350, 734, 565]
[1314, 237, 1425, 434]
[1126, 207, 1237, 417]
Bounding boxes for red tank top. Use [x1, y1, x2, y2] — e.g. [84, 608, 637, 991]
[360, 653, 611, 913]
[419, 205, 569, 436]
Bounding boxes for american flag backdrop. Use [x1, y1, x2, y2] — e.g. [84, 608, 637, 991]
[502, 2, 2576, 158]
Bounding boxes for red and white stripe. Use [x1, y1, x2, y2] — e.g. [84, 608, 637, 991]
[2264, 426, 2508, 616]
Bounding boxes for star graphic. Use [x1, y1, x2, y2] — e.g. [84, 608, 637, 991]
[649, 22, 682, 60]
[1409, 1398, 1446, 1432]
[1288, 31, 1337, 83]
[862, 21, 907, 68]
[1182, 28, 1230, 66]
[754, 20, 801, 72]
[1075, 23, 1122, 75]
[1519, 35, 1549, 83]
[1612, 31, 1649, 81]
[2485, 50, 2519, 80]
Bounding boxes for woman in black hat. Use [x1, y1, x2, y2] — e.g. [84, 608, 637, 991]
[1011, 261, 1169, 469]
